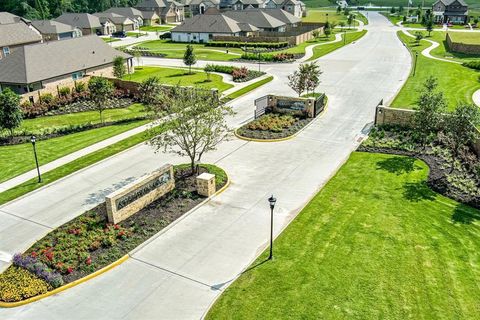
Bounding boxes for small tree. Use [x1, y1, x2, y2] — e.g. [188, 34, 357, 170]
[300, 62, 322, 95]
[444, 103, 480, 158]
[183, 44, 196, 74]
[312, 30, 321, 39]
[138, 76, 163, 109]
[347, 14, 354, 29]
[425, 19, 433, 36]
[0, 88, 22, 137]
[336, 5, 341, 14]
[149, 86, 234, 173]
[339, 21, 346, 29]
[88, 77, 114, 124]
[413, 76, 447, 147]
[288, 70, 305, 97]
[133, 49, 142, 68]
[414, 31, 423, 45]
[323, 27, 331, 38]
[113, 56, 127, 78]
[390, 7, 396, 14]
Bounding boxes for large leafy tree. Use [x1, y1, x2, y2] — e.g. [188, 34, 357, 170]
[149, 86, 234, 173]
[0, 88, 22, 137]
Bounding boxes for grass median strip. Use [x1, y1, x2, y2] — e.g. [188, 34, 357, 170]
[308, 30, 367, 61]
[0, 123, 170, 206]
[224, 76, 274, 101]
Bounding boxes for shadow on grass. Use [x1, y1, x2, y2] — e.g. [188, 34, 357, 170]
[210, 258, 269, 291]
[402, 181, 436, 202]
[376, 156, 417, 175]
[451, 203, 480, 224]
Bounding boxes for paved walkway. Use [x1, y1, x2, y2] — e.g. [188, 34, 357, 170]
[0, 12, 411, 319]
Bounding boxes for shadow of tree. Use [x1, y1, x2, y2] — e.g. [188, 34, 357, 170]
[451, 203, 480, 224]
[376, 156, 417, 175]
[403, 181, 436, 202]
[82, 176, 137, 205]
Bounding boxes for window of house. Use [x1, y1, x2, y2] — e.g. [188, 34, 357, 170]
[3, 47, 10, 56]
[72, 71, 85, 80]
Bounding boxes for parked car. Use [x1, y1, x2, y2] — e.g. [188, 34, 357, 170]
[159, 32, 171, 40]
[112, 31, 127, 38]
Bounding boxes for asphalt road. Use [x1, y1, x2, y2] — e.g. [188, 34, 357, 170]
[0, 12, 411, 320]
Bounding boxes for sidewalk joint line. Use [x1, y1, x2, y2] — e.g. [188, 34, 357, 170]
[0, 209, 52, 230]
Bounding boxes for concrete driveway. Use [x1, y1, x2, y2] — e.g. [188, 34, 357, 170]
[0, 12, 411, 319]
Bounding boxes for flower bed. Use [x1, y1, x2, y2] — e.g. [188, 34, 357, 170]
[237, 52, 297, 62]
[359, 126, 480, 209]
[204, 64, 265, 83]
[236, 114, 312, 140]
[0, 164, 227, 303]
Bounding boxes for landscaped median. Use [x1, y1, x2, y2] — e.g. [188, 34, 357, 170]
[0, 164, 229, 307]
[223, 76, 274, 102]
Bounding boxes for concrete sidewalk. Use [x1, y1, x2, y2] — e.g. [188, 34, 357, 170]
[0, 12, 412, 319]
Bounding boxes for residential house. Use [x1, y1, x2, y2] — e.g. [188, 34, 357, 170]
[0, 35, 133, 102]
[55, 13, 115, 35]
[432, 0, 468, 24]
[223, 8, 289, 31]
[136, 0, 185, 23]
[263, 0, 305, 18]
[171, 13, 258, 42]
[0, 12, 27, 24]
[231, 0, 265, 10]
[103, 7, 145, 28]
[31, 20, 82, 41]
[141, 11, 161, 25]
[0, 21, 42, 59]
[94, 12, 136, 31]
[189, 0, 221, 15]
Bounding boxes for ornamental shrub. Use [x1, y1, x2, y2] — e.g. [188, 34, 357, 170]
[12, 253, 64, 288]
[39, 93, 54, 105]
[58, 86, 71, 97]
[206, 41, 288, 49]
[463, 61, 480, 70]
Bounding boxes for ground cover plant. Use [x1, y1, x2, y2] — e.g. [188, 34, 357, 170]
[391, 31, 480, 109]
[204, 64, 265, 82]
[207, 151, 480, 319]
[0, 164, 227, 303]
[124, 66, 233, 92]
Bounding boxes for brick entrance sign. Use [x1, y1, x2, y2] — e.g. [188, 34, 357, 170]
[106, 164, 175, 224]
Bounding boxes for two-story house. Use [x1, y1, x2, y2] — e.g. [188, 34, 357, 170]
[432, 0, 468, 24]
[136, 0, 185, 23]
[0, 15, 42, 59]
[31, 20, 83, 41]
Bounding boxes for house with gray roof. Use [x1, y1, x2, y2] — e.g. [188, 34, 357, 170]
[54, 13, 115, 35]
[231, 0, 265, 10]
[103, 7, 145, 27]
[31, 20, 82, 41]
[136, 0, 185, 23]
[171, 13, 258, 42]
[94, 12, 136, 31]
[188, 0, 221, 15]
[0, 35, 132, 102]
[0, 12, 28, 24]
[223, 8, 287, 31]
[432, 0, 468, 24]
[0, 21, 42, 59]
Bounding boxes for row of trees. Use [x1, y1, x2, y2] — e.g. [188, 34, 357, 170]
[287, 62, 323, 97]
[0, 0, 140, 20]
[413, 76, 480, 161]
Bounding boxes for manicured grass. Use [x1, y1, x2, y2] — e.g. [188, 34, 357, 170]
[18, 104, 148, 134]
[207, 152, 480, 319]
[423, 31, 480, 63]
[0, 123, 169, 206]
[391, 31, 480, 110]
[134, 40, 243, 61]
[126, 31, 148, 37]
[308, 29, 368, 61]
[224, 76, 274, 101]
[102, 37, 121, 43]
[302, 10, 360, 26]
[139, 25, 173, 32]
[0, 119, 149, 184]
[449, 32, 480, 44]
[124, 66, 233, 92]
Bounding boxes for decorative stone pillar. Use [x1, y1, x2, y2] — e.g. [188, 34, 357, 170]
[196, 173, 216, 197]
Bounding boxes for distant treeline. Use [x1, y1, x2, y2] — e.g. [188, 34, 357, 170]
[0, 0, 141, 20]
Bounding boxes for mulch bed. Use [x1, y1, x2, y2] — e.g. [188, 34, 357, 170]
[358, 145, 480, 210]
[237, 118, 312, 140]
[36, 166, 226, 285]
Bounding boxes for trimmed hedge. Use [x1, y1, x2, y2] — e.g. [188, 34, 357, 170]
[204, 64, 265, 82]
[206, 41, 289, 49]
[240, 52, 295, 62]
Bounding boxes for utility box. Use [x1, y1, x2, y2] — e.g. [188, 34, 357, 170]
[196, 173, 216, 197]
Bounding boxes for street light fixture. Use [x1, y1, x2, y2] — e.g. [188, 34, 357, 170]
[30, 136, 42, 183]
[268, 195, 277, 260]
[413, 51, 419, 77]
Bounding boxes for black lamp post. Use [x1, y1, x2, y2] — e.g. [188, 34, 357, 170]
[268, 195, 277, 260]
[326, 13, 329, 22]
[343, 29, 347, 45]
[31, 136, 42, 183]
[413, 51, 419, 77]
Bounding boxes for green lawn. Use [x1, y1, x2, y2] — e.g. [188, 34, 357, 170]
[224, 76, 274, 101]
[449, 32, 480, 44]
[308, 30, 368, 61]
[134, 40, 243, 61]
[126, 31, 148, 37]
[0, 119, 149, 184]
[425, 31, 480, 63]
[139, 25, 173, 32]
[391, 31, 480, 110]
[207, 152, 480, 319]
[17, 104, 147, 135]
[102, 37, 120, 43]
[124, 66, 233, 92]
[303, 10, 361, 26]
